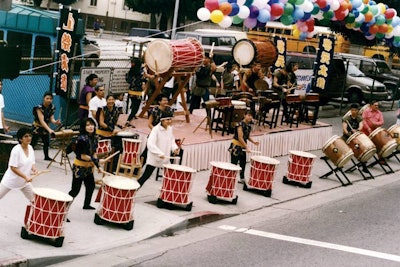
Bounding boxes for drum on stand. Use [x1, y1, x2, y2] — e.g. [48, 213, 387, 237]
[322, 135, 354, 168]
[231, 100, 247, 123]
[247, 156, 280, 195]
[215, 97, 232, 107]
[346, 132, 376, 162]
[145, 38, 204, 73]
[232, 39, 278, 68]
[388, 124, 400, 150]
[369, 127, 397, 158]
[157, 164, 196, 211]
[0, 140, 18, 180]
[284, 150, 316, 187]
[22, 188, 73, 247]
[205, 161, 241, 204]
[114, 131, 139, 153]
[95, 175, 140, 230]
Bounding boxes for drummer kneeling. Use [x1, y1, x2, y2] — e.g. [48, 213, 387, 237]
[342, 103, 363, 141]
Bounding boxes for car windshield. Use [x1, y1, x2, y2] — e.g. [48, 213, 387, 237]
[347, 63, 365, 77]
[375, 61, 391, 73]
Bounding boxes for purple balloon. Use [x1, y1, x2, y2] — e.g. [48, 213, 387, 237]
[249, 5, 260, 19]
[244, 17, 258, 29]
[257, 21, 267, 28]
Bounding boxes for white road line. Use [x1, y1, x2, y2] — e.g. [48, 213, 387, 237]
[219, 225, 400, 263]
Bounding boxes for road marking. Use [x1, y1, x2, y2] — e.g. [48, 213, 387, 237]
[219, 225, 400, 263]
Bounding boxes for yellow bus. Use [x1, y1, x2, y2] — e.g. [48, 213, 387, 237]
[355, 45, 400, 69]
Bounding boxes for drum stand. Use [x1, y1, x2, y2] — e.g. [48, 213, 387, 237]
[193, 103, 213, 138]
[319, 156, 352, 186]
[367, 155, 394, 174]
[47, 136, 73, 174]
[344, 159, 374, 180]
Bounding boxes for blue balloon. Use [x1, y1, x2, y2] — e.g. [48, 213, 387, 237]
[218, 0, 228, 3]
[352, 9, 359, 18]
[392, 16, 400, 27]
[366, 18, 376, 27]
[369, 1, 376, 5]
[257, 9, 271, 23]
[299, 32, 308, 40]
[229, 3, 240, 16]
[249, 5, 259, 19]
[257, 21, 266, 28]
[293, 7, 305, 20]
[269, 0, 280, 4]
[360, 24, 369, 33]
[321, 5, 330, 12]
[228, 0, 237, 3]
[302, 12, 311, 21]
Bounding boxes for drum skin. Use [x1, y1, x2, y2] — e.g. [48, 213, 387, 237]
[322, 135, 354, 168]
[232, 39, 278, 68]
[346, 132, 376, 162]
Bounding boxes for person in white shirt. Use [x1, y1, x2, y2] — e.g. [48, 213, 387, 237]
[88, 85, 106, 125]
[0, 80, 10, 135]
[0, 127, 38, 201]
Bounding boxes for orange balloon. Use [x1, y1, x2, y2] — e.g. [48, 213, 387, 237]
[363, 0, 369, 4]
[219, 2, 233, 16]
[364, 12, 373, 23]
[379, 24, 388, 33]
[369, 24, 379, 34]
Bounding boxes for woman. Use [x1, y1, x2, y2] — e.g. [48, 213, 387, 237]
[98, 94, 123, 136]
[78, 74, 98, 119]
[31, 91, 61, 160]
[0, 127, 38, 201]
[69, 118, 103, 210]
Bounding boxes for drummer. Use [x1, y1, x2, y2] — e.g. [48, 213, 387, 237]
[242, 62, 263, 93]
[342, 103, 363, 141]
[229, 110, 259, 184]
[272, 66, 290, 122]
[361, 100, 384, 136]
[98, 94, 124, 136]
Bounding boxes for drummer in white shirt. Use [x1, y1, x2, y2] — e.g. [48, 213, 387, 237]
[88, 85, 107, 125]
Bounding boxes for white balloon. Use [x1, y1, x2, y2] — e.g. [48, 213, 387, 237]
[301, 1, 314, 13]
[252, 0, 267, 10]
[330, 0, 340, 11]
[197, 7, 210, 21]
[237, 0, 246, 6]
[219, 16, 233, 28]
[392, 25, 400, 36]
[385, 32, 394, 39]
[238, 5, 250, 19]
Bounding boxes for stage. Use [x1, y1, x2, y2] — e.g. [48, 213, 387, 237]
[117, 107, 332, 171]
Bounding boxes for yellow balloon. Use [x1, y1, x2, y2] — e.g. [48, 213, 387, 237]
[293, 29, 300, 38]
[378, 3, 386, 14]
[210, 10, 224, 24]
[387, 24, 393, 33]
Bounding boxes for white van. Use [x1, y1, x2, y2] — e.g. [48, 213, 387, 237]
[194, 29, 247, 41]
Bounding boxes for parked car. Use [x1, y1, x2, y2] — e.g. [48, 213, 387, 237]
[128, 27, 170, 39]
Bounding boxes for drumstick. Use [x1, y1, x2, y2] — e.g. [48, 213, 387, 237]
[103, 151, 120, 162]
[346, 120, 355, 132]
[164, 156, 180, 160]
[210, 42, 215, 55]
[249, 150, 262, 154]
[31, 170, 51, 179]
[0, 133, 13, 139]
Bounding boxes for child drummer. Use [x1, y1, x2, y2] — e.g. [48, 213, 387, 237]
[342, 103, 363, 141]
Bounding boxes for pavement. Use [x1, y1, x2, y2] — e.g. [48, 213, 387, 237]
[1, 106, 400, 267]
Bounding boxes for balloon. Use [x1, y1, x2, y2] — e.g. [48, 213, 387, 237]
[385, 9, 396, 20]
[323, 10, 334, 20]
[299, 32, 308, 40]
[237, 0, 246, 5]
[369, 24, 379, 34]
[321, 4, 330, 12]
[252, 0, 267, 9]
[219, 0, 228, 3]
[330, 0, 340, 11]
[295, 0, 305, 5]
[244, 17, 258, 28]
[210, 10, 224, 23]
[369, 5, 379, 16]
[229, 3, 240, 15]
[270, 3, 284, 17]
[293, 28, 301, 38]
[302, 12, 312, 20]
[293, 7, 305, 20]
[238, 5, 250, 18]
[365, 34, 375, 40]
[352, 0, 362, 9]
[378, 24, 388, 33]
[205, 0, 220, 12]
[249, 5, 259, 18]
[197, 8, 211, 21]
[219, 16, 233, 28]
[280, 14, 294, 25]
[375, 15, 385, 26]
[311, 4, 320, 15]
[334, 10, 346, 21]
[344, 13, 356, 23]
[284, 3, 294, 15]
[228, 0, 237, 2]
[257, 8, 271, 23]
[301, 1, 314, 13]
[219, 2, 233, 15]
[232, 15, 244, 24]
[364, 12, 373, 23]
[244, 0, 254, 7]
[317, 0, 327, 9]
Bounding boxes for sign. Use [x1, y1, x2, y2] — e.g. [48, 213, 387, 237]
[273, 36, 286, 72]
[78, 68, 112, 100]
[313, 35, 335, 91]
[110, 68, 130, 94]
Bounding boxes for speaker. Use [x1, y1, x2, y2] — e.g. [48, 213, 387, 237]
[0, 45, 21, 80]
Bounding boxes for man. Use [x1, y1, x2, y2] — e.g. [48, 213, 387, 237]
[272, 66, 290, 122]
[126, 57, 144, 125]
[342, 103, 363, 141]
[361, 100, 384, 136]
[242, 62, 263, 92]
[0, 80, 10, 135]
[88, 85, 106, 125]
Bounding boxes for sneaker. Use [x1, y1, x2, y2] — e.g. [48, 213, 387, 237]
[44, 157, 52, 161]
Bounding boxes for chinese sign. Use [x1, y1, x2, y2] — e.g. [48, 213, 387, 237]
[273, 36, 286, 72]
[314, 35, 335, 91]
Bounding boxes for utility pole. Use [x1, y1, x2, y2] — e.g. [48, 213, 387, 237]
[171, 0, 179, 39]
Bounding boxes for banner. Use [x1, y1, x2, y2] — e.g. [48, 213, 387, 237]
[55, 6, 79, 97]
[313, 35, 335, 91]
[273, 36, 286, 72]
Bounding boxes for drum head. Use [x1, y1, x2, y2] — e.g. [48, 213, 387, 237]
[231, 100, 246, 107]
[232, 39, 255, 67]
[145, 40, 173, 73]
[369, 127, 383, 139]
[322, 135, 340, 150]
[34, 188, 73, 202]
[163, 164, 196, 173]
[210, 161, 242, 171]
[103, 175, 140, 190]
[289, 150, 317, 159]
[117, 131, 137, 137]
[251, 155, 280, 165]
[0, 140, 18, 144]
[254, 79, 268, 91]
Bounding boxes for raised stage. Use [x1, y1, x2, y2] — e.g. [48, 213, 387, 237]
[117, 108, 332, 171]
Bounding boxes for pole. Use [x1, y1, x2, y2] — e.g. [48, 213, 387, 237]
[171, 0, 180, 39]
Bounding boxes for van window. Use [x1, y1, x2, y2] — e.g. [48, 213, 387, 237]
[360, 61, 375, 74]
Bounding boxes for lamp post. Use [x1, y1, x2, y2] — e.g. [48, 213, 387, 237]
[171, 0, 179, 39]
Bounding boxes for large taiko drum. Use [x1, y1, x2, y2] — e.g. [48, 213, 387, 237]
[97, 175, 140, 227]
[322, 135, 354, 168]
[346, 132, 376, 162]
[23, 188, 73, 246]
[369, 127, 397, 158]
[145, 38, 204, 73]
[248, 156, 280, 191]
[205, 161, 241, 204]
[0, 140, 18, 180]
[158, 164, 196, 210]
[232, 39, 278, 68]
[286, 150, 316, 184]
[388, 124, 400, 150]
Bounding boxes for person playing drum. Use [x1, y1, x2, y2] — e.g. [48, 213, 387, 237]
[361, 100, 384, 136]
[68, 118, 104, 210]
[137, 111, 179, 188]
[242, 62, 263, 93]
[0, 127, 38, 202]
[229, 110, 259, 184]
[98, 94, 124, 136]
[342, 103, 363, 141]
[88, 85, 106, 126]
[272, 66, 291, 122]
[287, 62, 304, 92]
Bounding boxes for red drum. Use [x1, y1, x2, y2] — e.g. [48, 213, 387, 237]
[232, 39, 278, 68]
[159, 164, 196, 206]
[206, 161, 241, 203]
[97, 175, 140, 224]
[145, 38, 204, 73]
[286, 94, 302, 104]
[322, 135, 354, 168]
[369, 127, 397, 158]
[388, 124, 400, 150]
[247, 156, 280, 190]
[286, 150, 316, 184]
[305, 93, 319, 102]
[24, 188, 72, 239]
[216, 97, 232, 107]
[114, 131, 139, 153]
[346, 132, 376, 162]
[96, 139, 112, 157]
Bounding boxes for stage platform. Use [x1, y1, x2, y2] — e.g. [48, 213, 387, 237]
[116, 108, 332, 171]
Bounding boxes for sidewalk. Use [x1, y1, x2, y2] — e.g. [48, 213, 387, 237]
[1, 139, 399, 266]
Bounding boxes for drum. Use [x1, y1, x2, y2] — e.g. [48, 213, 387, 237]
[206, 161, 241, 200]
[369, 128, 397, 158]
[322, 135, 354, 168]
[346, 132, 376, 162]
[96, 129, 113, 138]
[51, 129, 79, 139]
[248, 156, 280, 191]
[0, 140, 17, 179]
[388, 124, 400, 150]
[24, 188, 72, 239]
[286, 94, 302, 104]
[215, 97, 232, 107]
[232, 39, 278, 68]
[145, 38, 204, 73]
[205, 100, 219, 109]
[97, 175, 140, 224]
[286, 150, 316, 184]
[254, 79, 269, 91]
[159, 164, 196, 205]
[232, 106, 247, 123]
[114, 131, 139, 152]
[305, 93, 319, 102]
[96, 139, 112, 157]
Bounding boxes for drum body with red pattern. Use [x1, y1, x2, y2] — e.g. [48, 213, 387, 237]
[369, 127, 397, 158]
[232, 39, 278, 68]
[322, 135, 354, 168]
[286, 94, 302, 104]
[215, 97, 232, 107]
[97, 176, 140, 223]
[305, 93, 319, 102]
[96, 139, 112, 157]
[24, 188, 72, 238]
[145, 38, 204, 73]
[346, 132, 376, 162]
[286, 150, 316, 183]
[248, 156, 280, 190]
[388, 124, 400, 150]
[159, 164, 196, 205]
[206, 161, 241, 200]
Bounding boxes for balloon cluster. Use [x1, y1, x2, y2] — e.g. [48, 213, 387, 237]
[197, 0, 400, 47]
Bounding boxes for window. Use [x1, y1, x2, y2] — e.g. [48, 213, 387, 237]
[33, 36, 52, 73]
[90, 0, 97, 6]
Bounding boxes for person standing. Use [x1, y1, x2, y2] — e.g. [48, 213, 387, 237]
[0, 80, 10, 135]
[88, 85, 106, 125]
[93, 19, 100, 37]
[126, 57, 144, 125]
[31, 91, 61, 161]
[342, 103, 363, 141]
[78, 74, 98, 120]
[272, 66, 290, 121]
[0, 127, 38, 202]
[229, 110, 259, 183]
[137, 111, 179, 188]
[361, 100, 384, 136]
[99, 20, 105, 38]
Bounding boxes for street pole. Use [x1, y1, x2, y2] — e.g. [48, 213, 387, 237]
[171, 0, 179, 39]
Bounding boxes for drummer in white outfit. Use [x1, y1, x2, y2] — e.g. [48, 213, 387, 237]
[88, 85, 107, 125]
[0, 127, 38, 201]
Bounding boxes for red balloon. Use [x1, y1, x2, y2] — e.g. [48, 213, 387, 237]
[385, 9, 396, 20]
[317, 0, 327, 9]
[205, 0, 219, 12]
[335, 10, 346, 21]
[364, 12, 373, 23]
[270, 3, 284, 17]
[378, 24, 388, 33]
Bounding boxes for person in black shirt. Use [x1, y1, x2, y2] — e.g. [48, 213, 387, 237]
[342, 103, 363, 141]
